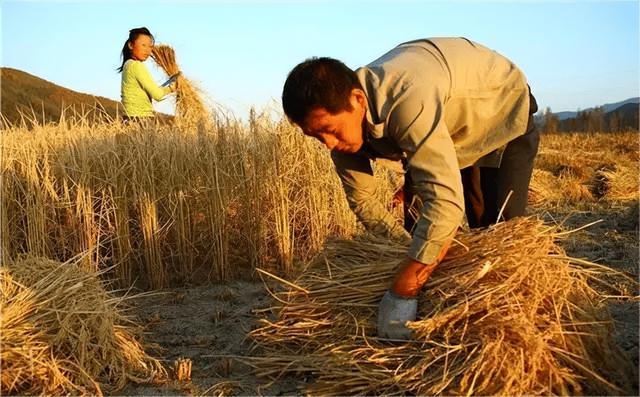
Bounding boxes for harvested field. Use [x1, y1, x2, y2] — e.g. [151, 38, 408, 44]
[1, 121, 638, 395]
[530, 132, 639, 207]
[116, 206, 638, 396]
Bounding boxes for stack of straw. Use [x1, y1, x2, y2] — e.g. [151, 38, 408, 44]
[1, 254, 166, 396]
[592, 164, 639, 202]
[249, 217, 637, 395]
[529, 169, 594, 207]
[151, 44, 210, 123]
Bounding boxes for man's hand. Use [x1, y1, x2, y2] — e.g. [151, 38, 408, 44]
[391, 257, 438, 297]
[377, 290, 417, 339]
[377, 258, 435, 340]
[377, 238, 454, 340]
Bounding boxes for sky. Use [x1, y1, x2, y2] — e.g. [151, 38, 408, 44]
[2, 0, 639, 119]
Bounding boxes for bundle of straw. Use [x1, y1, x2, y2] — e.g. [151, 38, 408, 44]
[0, 254, 166, 396]
[592, 164, 639, 202]
[151, 44, 210, 123]
[529, 168, 594, 207]
[249, 217, 637, 395]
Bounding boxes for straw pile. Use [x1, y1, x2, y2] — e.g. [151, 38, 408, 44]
[0, 254, 166, 396]
[531, 132, 639, 208]
[592, 164, 639, 202]
[249, 217, 637, 395]
[528, 168, 594, 206]
[151, 44, 210, 123]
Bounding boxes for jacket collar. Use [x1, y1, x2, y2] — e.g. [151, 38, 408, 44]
[363, 100, 386, 139]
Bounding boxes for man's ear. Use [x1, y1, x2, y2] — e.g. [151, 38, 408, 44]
[351, 89, 367, 110]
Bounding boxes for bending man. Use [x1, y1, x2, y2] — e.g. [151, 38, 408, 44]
[281, 37, 539, 340]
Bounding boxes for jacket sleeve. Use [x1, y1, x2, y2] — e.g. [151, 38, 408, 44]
[331, 150, 410, 242]
[132, 61, 171, 101]
[387, 83, 465, 264]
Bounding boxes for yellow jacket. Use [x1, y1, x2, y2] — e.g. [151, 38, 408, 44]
[120, 59, 171, 117]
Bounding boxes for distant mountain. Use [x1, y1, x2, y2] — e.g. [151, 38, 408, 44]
[553, 111, 578, 121]
[554, 97, 640, 121]
[536, 97, 639, 133]
[603, 102, 639, 130]
[1, 67, 123, 126]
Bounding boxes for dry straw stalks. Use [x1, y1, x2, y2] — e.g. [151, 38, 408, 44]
[249, 217, 638, 395]
[173, 357, 193, 382]
[0, 254, 166, 396]
[151, 44, 210, 126]
[529, 131, 639, 207]
[1, 115, 365, 289]
[2, 119, 635, 293]
[1, 110, 635, 294]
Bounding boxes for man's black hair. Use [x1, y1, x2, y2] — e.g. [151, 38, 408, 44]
[282, 57, 363, 126]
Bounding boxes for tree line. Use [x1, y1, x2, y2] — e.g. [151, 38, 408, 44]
[538, 104, 639, 133]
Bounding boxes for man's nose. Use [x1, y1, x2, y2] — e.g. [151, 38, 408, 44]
[322, 136, 337, 150]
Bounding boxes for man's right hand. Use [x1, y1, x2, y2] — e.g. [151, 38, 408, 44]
[377, 237, 454, 340]
[377, 259, 435, 340]
[377, 290, 417, 340]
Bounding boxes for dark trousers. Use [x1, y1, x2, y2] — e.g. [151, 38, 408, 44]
[460, 92, 539, 228]
[403, 91, 539, 231]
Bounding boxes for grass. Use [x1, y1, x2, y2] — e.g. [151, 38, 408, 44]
[2, 117, 637, 291]
[1, 92, 638, 395]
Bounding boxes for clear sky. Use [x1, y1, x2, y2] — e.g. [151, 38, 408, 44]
[2, 0, 639, 119]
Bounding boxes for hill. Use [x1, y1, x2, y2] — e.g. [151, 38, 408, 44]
[554, 97, 640, 120]
[536, 98, 639, 133]
[604, 102, 640, 129]
[1, 67, 123, 125]
[556, 101, 639, 132]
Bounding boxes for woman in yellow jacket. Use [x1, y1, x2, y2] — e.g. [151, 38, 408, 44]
[117, 27, 175, 120]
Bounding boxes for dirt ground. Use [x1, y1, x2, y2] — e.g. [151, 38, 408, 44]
[119, 280, 297, 396]
[121, 202, 639, 396]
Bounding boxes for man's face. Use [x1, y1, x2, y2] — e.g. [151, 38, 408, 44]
[301, 90, 366, 154]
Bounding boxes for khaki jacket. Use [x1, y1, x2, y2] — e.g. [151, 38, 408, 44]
[332, 37, 531, 264]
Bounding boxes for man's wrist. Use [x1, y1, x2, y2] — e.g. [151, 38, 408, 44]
[386, 289, 418, 300]
[391, 257, 437, 298]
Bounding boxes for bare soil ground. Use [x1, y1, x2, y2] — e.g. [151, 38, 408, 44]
[121, 202, 639, 396]
[119, 280, 299, 396]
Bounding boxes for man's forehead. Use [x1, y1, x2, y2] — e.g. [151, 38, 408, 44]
[303, 108, 333, 129]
